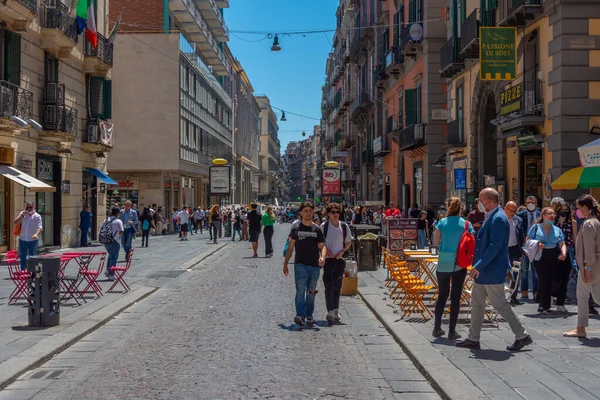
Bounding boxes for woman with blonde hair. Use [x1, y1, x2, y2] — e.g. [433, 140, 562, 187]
[261, 205, 276, 257]
[432, 197, 475, 340]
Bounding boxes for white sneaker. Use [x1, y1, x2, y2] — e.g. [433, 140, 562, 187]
[326, 311, 334, 322]
[556, 306, 568, 313]
[333, 309, 341, 321]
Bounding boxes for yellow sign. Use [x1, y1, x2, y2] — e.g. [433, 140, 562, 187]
[499, 84, 522, 116]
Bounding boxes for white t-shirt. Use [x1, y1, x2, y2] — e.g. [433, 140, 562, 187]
[321, 221, 352, 256]
[110, 217, 124, 239]
[178, 210, 190, 224]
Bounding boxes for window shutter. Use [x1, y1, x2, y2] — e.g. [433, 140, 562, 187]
[5, 32, 21, 86]
[89, 76, 104, 118]
[415, 85, 422, 124]
[404, 89, 416, 127]
[103, 80, 112, 119]
[393, 11, 399, 48]
[488, 0, 498, 9]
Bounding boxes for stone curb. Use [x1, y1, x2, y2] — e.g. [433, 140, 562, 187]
[358, 288, 486, 400]
[0, 242, 228, 390]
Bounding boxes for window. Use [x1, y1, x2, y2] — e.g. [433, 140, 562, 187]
[3, 30, 20, 86]
[393, 6, 404, 47]
[415, 83, 422, 124]
[457, 85, 464, 142]
[44, 52, 58, 83]
[180, 119, 186, 145]
[397, 91, 404, 129]
[404, 89, 416, 127]
[89, 77, 112, 119]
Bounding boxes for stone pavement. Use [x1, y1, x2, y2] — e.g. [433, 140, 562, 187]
[359, 267, 600, 399]
[0, 230, 227, 389]
[1, 224, 440, 400]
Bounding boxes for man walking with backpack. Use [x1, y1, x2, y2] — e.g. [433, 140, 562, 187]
[321, 203, 352, 323]
[100, 207, 123, 281]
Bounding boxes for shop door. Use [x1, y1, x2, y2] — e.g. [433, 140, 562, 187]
[36, 156, 61, 247]
[521, 151, 543, 205]
[82, 171, 98, 239]
[413, 163, 423, 209]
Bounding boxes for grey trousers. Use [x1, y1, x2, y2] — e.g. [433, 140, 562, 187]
[468, 283, 528, 342]
[576, 272, 600, 327]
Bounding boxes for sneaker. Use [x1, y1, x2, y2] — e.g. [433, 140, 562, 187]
[294, 316, 305, 327]
[432, 327, 445, 338]
[544, 309, 553, 314]
[556, 306, 568, 313]
[448, 331, 462, 340]
[326, 311, 334, 322]
[537, 307, 545, 314]
[179, 238, 184, 241]
[333, 309, 341, 321]
[306, 317, 316, 325]
[591, 306, 599, 315]
[107, 275, 115, 281]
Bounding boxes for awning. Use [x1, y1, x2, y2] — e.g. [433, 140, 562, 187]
[87, 168, 118, 185]
[0, 165, 55, 192]
[579, 138, 600, 168]
[551, 166, 600, 190]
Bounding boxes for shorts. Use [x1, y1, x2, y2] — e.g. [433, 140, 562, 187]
[180, 223, 189, 232]
[249, 229, 260, 242]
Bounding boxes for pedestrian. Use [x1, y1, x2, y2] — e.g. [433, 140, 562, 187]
[526, 207, 568, 314]
[209, 204, 220, 244]
[241, 207, 249, 240]
[194, 206, 204, 234]
[456, 188, 532, 351]
[262, 205, 276, 257]
[321, 202, 352, 323]
[119, 200, 138, 261]
[517, 196, 541, 300]
[14, 201, 42, 271]
[352, 206, 363, 225]
[504, 201, 526, 306]
[410, 203, 421, 219]
[154, 206, 165, 235]
[172, 208, 180, 236]
[283, 202, 326, 327]
[431, 197, 474, 340]
[232, 210, 242, 241]
[468, 199, 485, 234]
[79, 205, 92, 247]
[248, 203, 262, 257]
[102, 207, 123, 281]
[564, 194, 600, 338]
[177, 206, 190, 241]
[132, 203, 140, 235]
[552, 199, 577, 311]
[417, 211, 429, 249]
[139, 207, 155, 247]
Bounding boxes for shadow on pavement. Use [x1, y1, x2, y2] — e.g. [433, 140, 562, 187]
[469, 349, 515, 361]
[278, 323, 321, 332]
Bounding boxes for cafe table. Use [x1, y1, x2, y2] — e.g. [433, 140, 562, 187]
[405, 253, 439, 301]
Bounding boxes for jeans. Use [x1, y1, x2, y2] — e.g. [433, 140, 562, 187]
[521, 256, 538, 293]
[173, 221, 180, 234]
[121, 228, 135, 260]
[80, 227, 89, 247]
[263, 226, 274, 255]
[212, 222, 220, 243]
[294, 263, 321, 318]
[19, 239, 37, 271]
[417, 229, 427, 249]
[104, 240, 120, 275]
[141, 229, 150, 247]
[434, 268, 467, 331]
[323, 258, 345, 311]
[232, 225, 241, 240]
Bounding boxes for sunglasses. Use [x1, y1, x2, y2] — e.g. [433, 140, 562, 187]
[26, 206, 33, 210]
[329, 211, 340, 214]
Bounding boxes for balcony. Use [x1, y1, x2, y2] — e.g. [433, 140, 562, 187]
[374, 64, 388, 89]
[82, 118, 114, 153]
[447, 119, 466, 147]
[499, 0, 543, 27]
[0, 80, 33, 133]
[373, 135, 391, 157]
[496, 81, 545, 135]
[170, 0, 231, 75]
[40, 1, 79, 58]
[350, 92, 372, 121]
[215, 0, 229, 7]
[40, 105, 78, 141]
[394, 124, 426, 151]
[361, 148, 374, 165]
[400, 24, 423, 58]
[0, 0, 37, 30]
[194, 0, 229, 41]
[460, 9, 480, 59]
[339, 135, 355, 150]
[440, 39, 464, 79]
[84, 33, 114, 77]
[385, 47, 404, 76]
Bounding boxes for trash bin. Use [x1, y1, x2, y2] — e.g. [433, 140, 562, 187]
[27, 256, 60, 327]
[356, 232, 379, 271]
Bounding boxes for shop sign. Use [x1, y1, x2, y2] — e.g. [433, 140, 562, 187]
[209, 166, 230, 195]
[480, 27, 517, 81]
[164, 174, 171, 189]
[20, 158, 32, 173]
[387, 218, 418, 256]
[431, 109, 448, 121]
[454, 169, 467, 190]
[172, 177, 180, 189]
[579, 142, 600, 167]
[99, 183, 106, 194]
[322, 168, 341, 195]
[147, 181, 160, 189]
[37, 160, 53, 180]
[499, 84, 522, 116]
[61, 180, 70, 194]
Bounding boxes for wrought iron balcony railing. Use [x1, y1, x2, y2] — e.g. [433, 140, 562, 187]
[42, 1, 78, 43]
[397, 123, 426, 151]
[42, 105, 78, 136]
[460, 9, 479, 58]
[85, 33, 114, 67]
[16, 0, 38, 14]
[0, 80, 33, 121]
[447, 118, 465, 147]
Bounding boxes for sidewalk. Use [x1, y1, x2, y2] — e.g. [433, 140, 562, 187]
[0, 231, 228, 389]
[359, 268, 600, 400]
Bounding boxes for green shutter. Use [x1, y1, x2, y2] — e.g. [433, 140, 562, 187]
[89, 76, 104, 118]
[5, 32, 21, 86]
[415, 85, 422, 124]
[404, 89, 416, 127]
[103, 80, 112, 119]
[488, 0, 498, 9]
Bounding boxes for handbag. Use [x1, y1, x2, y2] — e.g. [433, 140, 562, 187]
[282, 238, 290, 257]
[13, 223, 21, 236]
[522, 224, 540, 259]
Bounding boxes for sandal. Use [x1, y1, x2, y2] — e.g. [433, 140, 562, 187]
[563, 329, 587, 338]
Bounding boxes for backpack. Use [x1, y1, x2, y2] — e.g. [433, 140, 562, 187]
[323, 220, 349, 243]
[142, 219, 150, 230]
[455, 220, 476, 269]
[99, 218, 115, 244]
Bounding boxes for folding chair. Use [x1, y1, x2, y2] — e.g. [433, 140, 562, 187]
[60, 255, 92, 305]
[385, 257, 432, 319]
[7, 254, 31, 304]
[107, 249, 133, 293]
[76, 253, 106, 298]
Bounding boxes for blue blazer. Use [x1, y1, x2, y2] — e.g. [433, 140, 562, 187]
[517, 209, 541, 233]
[512, 215, 525, 248]
[473, 207, 511, 284]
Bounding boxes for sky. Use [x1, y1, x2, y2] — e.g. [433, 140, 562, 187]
[225, 0, 339, 152]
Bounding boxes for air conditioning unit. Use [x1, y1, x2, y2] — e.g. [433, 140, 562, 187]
[45, 82, 65, 105]
[87, 123, 99, 143]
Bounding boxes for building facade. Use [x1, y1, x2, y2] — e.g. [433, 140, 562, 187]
[256, 96, 282, 204]
[0, 0, 115, 250]
[108, 0, 234, 211]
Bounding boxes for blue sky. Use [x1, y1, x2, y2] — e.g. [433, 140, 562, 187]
[225, 0, 338, 152]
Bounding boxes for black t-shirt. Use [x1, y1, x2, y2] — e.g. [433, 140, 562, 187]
[248, 210, 262, 231]
[417, 219, 427, 230]
[290, 222, 325, 266]
[410, 209, 421, 219]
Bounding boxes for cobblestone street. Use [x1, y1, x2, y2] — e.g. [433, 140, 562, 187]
[1, 224, 439, 400]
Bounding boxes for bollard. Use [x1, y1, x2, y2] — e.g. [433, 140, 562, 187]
[27, 256, 60, 327]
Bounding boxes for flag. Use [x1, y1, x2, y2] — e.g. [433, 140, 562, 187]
[108, 11, 122, 44]
[75, 0, 97, 49]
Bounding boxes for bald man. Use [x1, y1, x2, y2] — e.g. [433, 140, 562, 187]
[505, 201, 526, 305]
[456, 189, 532, 351]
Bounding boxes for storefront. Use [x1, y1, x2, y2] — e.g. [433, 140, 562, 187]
[108, 176, 139, 208]
[83, 168, 118, 236]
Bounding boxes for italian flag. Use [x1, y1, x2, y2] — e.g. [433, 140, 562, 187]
[75, 0, 97, 49]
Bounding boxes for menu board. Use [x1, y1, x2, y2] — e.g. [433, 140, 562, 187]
[387, 218, 418, 256]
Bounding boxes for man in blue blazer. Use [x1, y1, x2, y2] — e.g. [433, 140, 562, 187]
[517, 196, 541, 299]
[456, 189, 532, 351]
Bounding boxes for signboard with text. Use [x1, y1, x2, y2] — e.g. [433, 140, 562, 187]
[322, 168, 341, 195]
[499, 84, 522, 116]
[387, 218, 418, 256]
[209, 166, 230, 195]
[480, 27, 517, 81]
[454, 169, 467, 190]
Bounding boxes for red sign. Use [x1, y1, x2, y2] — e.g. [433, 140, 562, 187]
[118, 181, 134, 187]
[322, 168, 341, 195]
